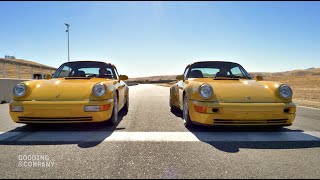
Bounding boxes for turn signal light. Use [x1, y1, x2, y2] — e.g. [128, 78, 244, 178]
[194, 105, 207, 113]
[84, 104, 111, 112]
[100, 104, 111, 111]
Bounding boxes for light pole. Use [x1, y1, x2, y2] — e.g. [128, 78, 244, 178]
[65, 23, 70, 62]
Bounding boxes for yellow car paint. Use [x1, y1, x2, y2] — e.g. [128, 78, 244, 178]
[170, 61, 296, 126]
[9, 62, 129, 124]
[14, 78, 115, 101]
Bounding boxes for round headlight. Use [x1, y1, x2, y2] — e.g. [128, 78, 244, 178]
[13, 83, 27, 97]
[279, 84, 292, 99]
[93, 83, 107, 97]
[199, 84, 213, 99]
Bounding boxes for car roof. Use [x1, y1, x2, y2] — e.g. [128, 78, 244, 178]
[63, 60, 114, 66]
[191, 60, 240, 65]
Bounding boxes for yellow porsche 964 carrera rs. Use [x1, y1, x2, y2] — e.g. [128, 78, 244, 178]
[9, 61, 129, 125]
[170, 61, 296, 127]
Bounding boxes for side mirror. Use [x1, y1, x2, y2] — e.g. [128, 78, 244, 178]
[176, 75, 184, 81]
[119, 75, 129, 81]
[45, 74, 52, 80]
[255, 75, 264, 81]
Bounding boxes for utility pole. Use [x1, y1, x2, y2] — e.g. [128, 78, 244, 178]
[65, 23, 70, 62]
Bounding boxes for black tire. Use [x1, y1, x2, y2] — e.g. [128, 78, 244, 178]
[110, 92, 119, 125]
[183, 94, 193, 127]
[170, 90, 179, 112]
[123, 89, 129, 112]
[169, 92, 174, 110]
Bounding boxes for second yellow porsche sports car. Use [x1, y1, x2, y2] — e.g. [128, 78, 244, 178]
[9, 61, 129, 125]
[170, 61, 296, 127]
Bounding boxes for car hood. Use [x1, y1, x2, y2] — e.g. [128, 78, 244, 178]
[190, 78, 279, 103]
[21, 78, 111, 101]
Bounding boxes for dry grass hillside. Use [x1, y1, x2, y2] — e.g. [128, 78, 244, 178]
[252, 68, 320, 109]
[127, 75, 177, 84]
[266, 76, 320, 108]
[127, 68, 320, 108]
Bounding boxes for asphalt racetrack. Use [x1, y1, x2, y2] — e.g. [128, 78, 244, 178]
[0, 84, 319, 178]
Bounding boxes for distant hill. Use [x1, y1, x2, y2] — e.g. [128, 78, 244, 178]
[127, 67, 320, 83]
[127, 75, 178, 84]
[251, 68, 320, 77]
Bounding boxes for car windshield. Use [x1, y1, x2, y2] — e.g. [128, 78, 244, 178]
[188, 62, 252, 79]
[52, 61, 116, 79]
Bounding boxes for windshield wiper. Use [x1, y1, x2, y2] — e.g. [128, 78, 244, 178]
[214, 75, 251, 80]
[230, 75, 252, 79]
[64, 77, 92, 79]
[214, 77, 239, 80]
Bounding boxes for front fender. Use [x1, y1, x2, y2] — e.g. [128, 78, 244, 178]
[185, 81, 221, 101]
[258, 81, 293, 103]
[86, 81, 117, 100]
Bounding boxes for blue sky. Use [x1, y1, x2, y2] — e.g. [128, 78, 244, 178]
[0, 1, 319, 77]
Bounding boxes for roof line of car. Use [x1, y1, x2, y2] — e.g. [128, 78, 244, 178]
[65, 60, 237, 66]
[192, 60, 239, 64]
[63, 60, 114, 66]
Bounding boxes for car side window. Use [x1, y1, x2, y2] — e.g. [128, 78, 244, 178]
[105, 67, 115, 79]
[230, 67, 243, 76]
[184, 67, 189, 79]
[113, 67, 119, 79]
[56, 66, 72, 78]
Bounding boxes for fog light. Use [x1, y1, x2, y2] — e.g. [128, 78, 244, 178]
[84, 106, 100, 112]
[194, 105, 207, 113]
[10, 105, 23, 112]
[84, 104, 111, 112]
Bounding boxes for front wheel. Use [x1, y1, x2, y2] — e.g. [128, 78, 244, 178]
[169, 92, 175, 111]
[123, 90, 129, 112]
[183, 94, 193, 127]
[110, 92, 119, 125]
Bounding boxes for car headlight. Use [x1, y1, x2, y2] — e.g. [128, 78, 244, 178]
[13, 83, 27, 97]
[199, 84, 213, 99]
[279, 84, 293, 99]
[93, 83, 107, 97]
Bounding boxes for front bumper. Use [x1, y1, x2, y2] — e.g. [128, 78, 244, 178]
[9, 99, 114, 123]
[188, 100, 296, 126]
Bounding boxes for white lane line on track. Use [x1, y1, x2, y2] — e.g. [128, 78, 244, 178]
[0, 131, 320, 142]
